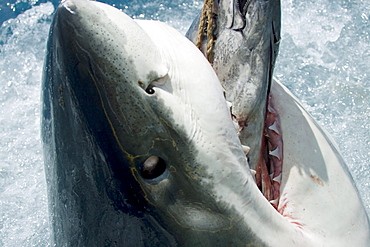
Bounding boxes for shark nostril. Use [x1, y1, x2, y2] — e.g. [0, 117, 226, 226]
[141, 156, 166, 179]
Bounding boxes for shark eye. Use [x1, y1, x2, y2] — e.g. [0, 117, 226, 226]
[141, 156, 166, 180]
[145, 86, 155, 94]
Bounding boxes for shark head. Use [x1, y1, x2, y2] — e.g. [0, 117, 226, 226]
[43, 0, 270, 245]
[42, 0, 369, 246]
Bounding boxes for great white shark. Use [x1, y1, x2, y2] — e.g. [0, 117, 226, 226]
[41, 0, 370, 246]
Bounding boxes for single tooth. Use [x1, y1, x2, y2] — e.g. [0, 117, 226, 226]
[270, 173, 274, 179]
[232, 120, 240, 132]
[242, 145, 251, 155]
[269, 147, 281, 160]
[268, 121, 280, 135]
[269, 198, 279, 206]
[226, 100, 232, 108]
[250, 169, 256, 176]
[250, 169, 256, 183]
[268, 105, 274, 113]
[272, 173, 282, 183]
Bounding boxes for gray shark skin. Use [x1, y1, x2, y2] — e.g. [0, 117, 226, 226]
[42, 0, 370, 246]
[41, 6, 177, 246]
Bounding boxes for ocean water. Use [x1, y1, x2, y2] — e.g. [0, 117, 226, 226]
[0, 0, 368, 246]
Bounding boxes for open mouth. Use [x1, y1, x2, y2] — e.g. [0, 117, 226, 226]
[228, 91, 283, 210]
[253, 94, 283, 209]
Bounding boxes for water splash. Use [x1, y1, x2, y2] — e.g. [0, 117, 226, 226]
[0, 3, 54, 246]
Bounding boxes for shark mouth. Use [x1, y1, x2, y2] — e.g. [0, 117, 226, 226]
[231, 93, 283, 210]
[255, 94, 283, 209]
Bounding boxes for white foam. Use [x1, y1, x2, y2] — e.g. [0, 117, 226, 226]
[0, 3, 54, 246]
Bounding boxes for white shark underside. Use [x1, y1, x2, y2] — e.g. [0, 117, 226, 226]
[41, 0, 370, 246]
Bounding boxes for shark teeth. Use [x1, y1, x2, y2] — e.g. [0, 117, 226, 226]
[268, 121, 280, 135]
[226, 100, 232, 109]
[250, 169, 256, 176]
[242, 145, 251, 155]
[250, 169, 257, 183]
[269, 198, 279, 207]
[233, 121, 242, 133]
[269, 147, 281, 160]
[272, 173, 282, 183]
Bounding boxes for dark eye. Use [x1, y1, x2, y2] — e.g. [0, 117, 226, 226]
[141, 156, 166, 180]
[145, 86, 155, 94]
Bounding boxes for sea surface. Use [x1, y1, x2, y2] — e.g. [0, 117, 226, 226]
[0, 0, 369, 245]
